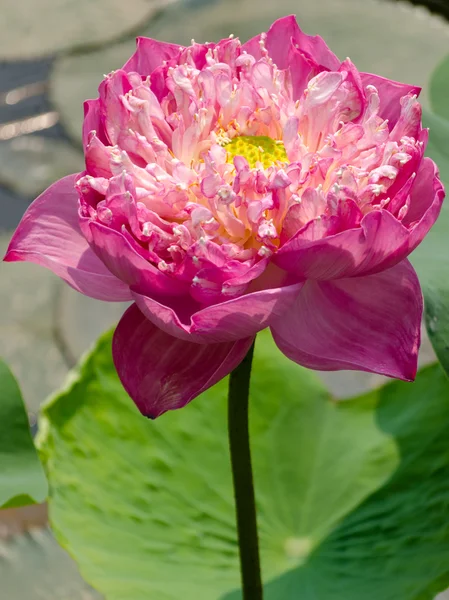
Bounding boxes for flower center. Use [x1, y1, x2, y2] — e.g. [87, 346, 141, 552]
[224, 135, 288, 169]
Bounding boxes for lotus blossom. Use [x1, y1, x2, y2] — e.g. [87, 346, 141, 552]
[4, 16, 444, 417]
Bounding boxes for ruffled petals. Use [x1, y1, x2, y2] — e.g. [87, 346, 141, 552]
[84, 220, 189, 298]
[271, 259, 422, 381]
[113, 303, 254, 418]
[4, 174, 131, 301]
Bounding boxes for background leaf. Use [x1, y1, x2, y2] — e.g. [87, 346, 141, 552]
[0, 136, 84, 199]
[266, 364, 449, 600]
[0, 359, 47, 508]
[429, 53, 449, 121]
[0, 0, 175, 60]
[38, 329, 449, 599]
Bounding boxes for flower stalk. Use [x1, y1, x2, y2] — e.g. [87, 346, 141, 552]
[228, 339, 263, 600]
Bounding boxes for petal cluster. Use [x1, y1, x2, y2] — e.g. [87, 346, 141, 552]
[4, 16, 444, 417]
[78, 28, 430, 304]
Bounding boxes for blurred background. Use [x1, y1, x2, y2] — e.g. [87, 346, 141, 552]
[0, 0, 448, 597]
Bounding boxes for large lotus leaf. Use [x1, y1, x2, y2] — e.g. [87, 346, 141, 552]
[38, 328, 449, 599]
[0, 0, 175, 60]
[410, 110, 449, 376]
[50, 0, 449, 144]
[0, 359, 47, 508]
[429, 53, 449, 121]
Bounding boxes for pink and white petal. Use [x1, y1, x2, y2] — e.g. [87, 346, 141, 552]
[275, 209, 410, 280]
[122, 37, 182, 75]
[113, 303, 254, 418]
[361, 72, 421, 127]
[84, 133, 113, 178]
[271, 259, 422, 381]
[390, 93, 422, 141]
[86, 220, 189, 298]
[132, 281, 303, 343]
[4, 174, 131, 302]
[98, 70, 133, 146]
[405, 158, 445, 250]
[288, 43, 327, 100]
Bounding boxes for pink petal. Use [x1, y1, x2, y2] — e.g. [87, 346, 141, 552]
[84, 131, 112, 178]
[122, 37, 182, 75]
[275, 209, 410, 280]
[271, 259, 422, 381]
[243, 15, 339, 70]
[85, 220, 189, 298]
[4, 174, 131, 302]
[265, 16, 304, 68]
[98, 70, 133, 146]
[132, 281, 303, 343]
[361, 72, 421, 127]
[287, 42, 328, 99]
[390, 93, 422, 141]
[405, 158, 445, 250]
[113, 303, 254, 418]
[82, 99, 108, 151]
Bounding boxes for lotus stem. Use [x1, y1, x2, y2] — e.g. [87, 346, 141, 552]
[227, 339, 263, 600]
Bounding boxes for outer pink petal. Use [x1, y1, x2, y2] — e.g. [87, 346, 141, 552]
[84, 219, 189, 298]
[132, 281, 304, 343]
[122, 37, 182, 75]
[4, 174, 131, 302]
[275, 209, 410, 280]
[361, 72, 421, 127]
[113, 303, 254, 418]
[243, 15, 339, 70]
[405, 157, 445, 250]
[271, 259, 422, 381]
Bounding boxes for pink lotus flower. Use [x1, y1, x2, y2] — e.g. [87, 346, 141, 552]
[4, 16, 444, 417]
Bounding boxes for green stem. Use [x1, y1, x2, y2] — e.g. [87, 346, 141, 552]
[228, 340, 263, 600]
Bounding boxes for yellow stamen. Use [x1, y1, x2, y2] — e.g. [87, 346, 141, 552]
[224, 135, 288, 169]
